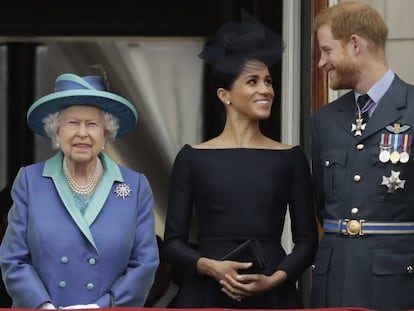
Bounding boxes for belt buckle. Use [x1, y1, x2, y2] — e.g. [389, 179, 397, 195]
[344, 219, 365, 236]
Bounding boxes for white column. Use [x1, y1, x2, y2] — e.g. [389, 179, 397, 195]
[281, 0, 301, 253]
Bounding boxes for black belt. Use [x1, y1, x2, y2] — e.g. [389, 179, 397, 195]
[323, 218, 414, 236]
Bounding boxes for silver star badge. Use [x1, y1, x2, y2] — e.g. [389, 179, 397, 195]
[114, 183, 132, 199]
[351, 118, 366, 136]
[381, 170, 405, 193]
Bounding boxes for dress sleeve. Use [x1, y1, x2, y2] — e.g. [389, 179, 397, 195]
[276, 147, 319, 282]
[163, 145, 201, 275]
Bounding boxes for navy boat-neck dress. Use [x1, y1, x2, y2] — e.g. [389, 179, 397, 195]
[164, 144, 318, 309]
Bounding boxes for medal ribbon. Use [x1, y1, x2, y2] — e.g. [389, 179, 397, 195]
[391, 133, 401, 153]
[380, 133, 390, 146]
[355, 96, 374, 118]
[403, 134, 411, 154]
[360, 98, 375, 115]
[402, 134, 407, 153]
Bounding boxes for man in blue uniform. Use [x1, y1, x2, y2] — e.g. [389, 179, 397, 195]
[311, 2, 414, 310]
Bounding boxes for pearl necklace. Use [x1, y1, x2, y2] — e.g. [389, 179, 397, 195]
[63, 158, 103, 195]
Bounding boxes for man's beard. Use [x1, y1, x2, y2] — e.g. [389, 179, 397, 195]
[329, 59, 359, 90]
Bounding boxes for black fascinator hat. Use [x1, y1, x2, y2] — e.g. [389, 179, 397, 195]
[199, 9, 285, 75]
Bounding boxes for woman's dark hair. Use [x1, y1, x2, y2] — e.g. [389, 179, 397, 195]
[211, 67, 239, 93]
[202, 64, 239, 138]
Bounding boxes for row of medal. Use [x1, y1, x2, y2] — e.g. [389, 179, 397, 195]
[379, 133, 411, 164]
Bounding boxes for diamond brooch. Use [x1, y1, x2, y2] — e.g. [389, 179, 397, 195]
[114, 183, 132, 199]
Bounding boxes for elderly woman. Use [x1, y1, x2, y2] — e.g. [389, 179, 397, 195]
[0, 73, 159, 309]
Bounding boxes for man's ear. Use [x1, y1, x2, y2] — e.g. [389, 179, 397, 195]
[349, 34, 363, 55]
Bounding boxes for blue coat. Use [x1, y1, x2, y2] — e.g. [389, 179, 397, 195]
[0, 152, 159, 308]
[311, 75, 414, 310]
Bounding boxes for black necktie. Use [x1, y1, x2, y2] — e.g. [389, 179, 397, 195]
[357, 94, 371, 122]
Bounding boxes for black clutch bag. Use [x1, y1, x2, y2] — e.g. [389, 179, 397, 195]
[220, 240, 267, 274]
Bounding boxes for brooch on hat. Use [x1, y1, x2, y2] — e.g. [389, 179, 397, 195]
[91, 63, 110, 91]
[114, 183, 132, 199]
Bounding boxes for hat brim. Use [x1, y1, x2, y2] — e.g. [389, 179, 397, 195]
[27, 90, 138, 138]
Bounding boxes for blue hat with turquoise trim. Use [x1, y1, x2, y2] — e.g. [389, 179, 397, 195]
[27, 73, 138, 138]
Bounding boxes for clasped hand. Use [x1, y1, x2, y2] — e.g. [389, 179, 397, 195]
[214, 260, 274, 301]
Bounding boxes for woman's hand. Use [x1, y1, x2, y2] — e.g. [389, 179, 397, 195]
[196, 257, 252, 283]
[220, 270, 288, 301]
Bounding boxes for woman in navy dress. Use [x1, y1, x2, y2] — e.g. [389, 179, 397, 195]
[163, 10, 318, 309]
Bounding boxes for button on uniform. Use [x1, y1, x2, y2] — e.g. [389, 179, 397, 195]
[351, 208, 359, 215]
[354, 175, 361, 182]
[86, 283, 94, 290]
[61, 256, 68, 264]
[356, 144, 364, 150]
[88, 258, 96, 265]
[59, 281, 66, 288]
[407, 266, 413, 274]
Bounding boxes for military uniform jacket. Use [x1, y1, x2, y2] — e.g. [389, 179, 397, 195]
[0, 152, 159, 308]
[310, 75, 414, 310]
